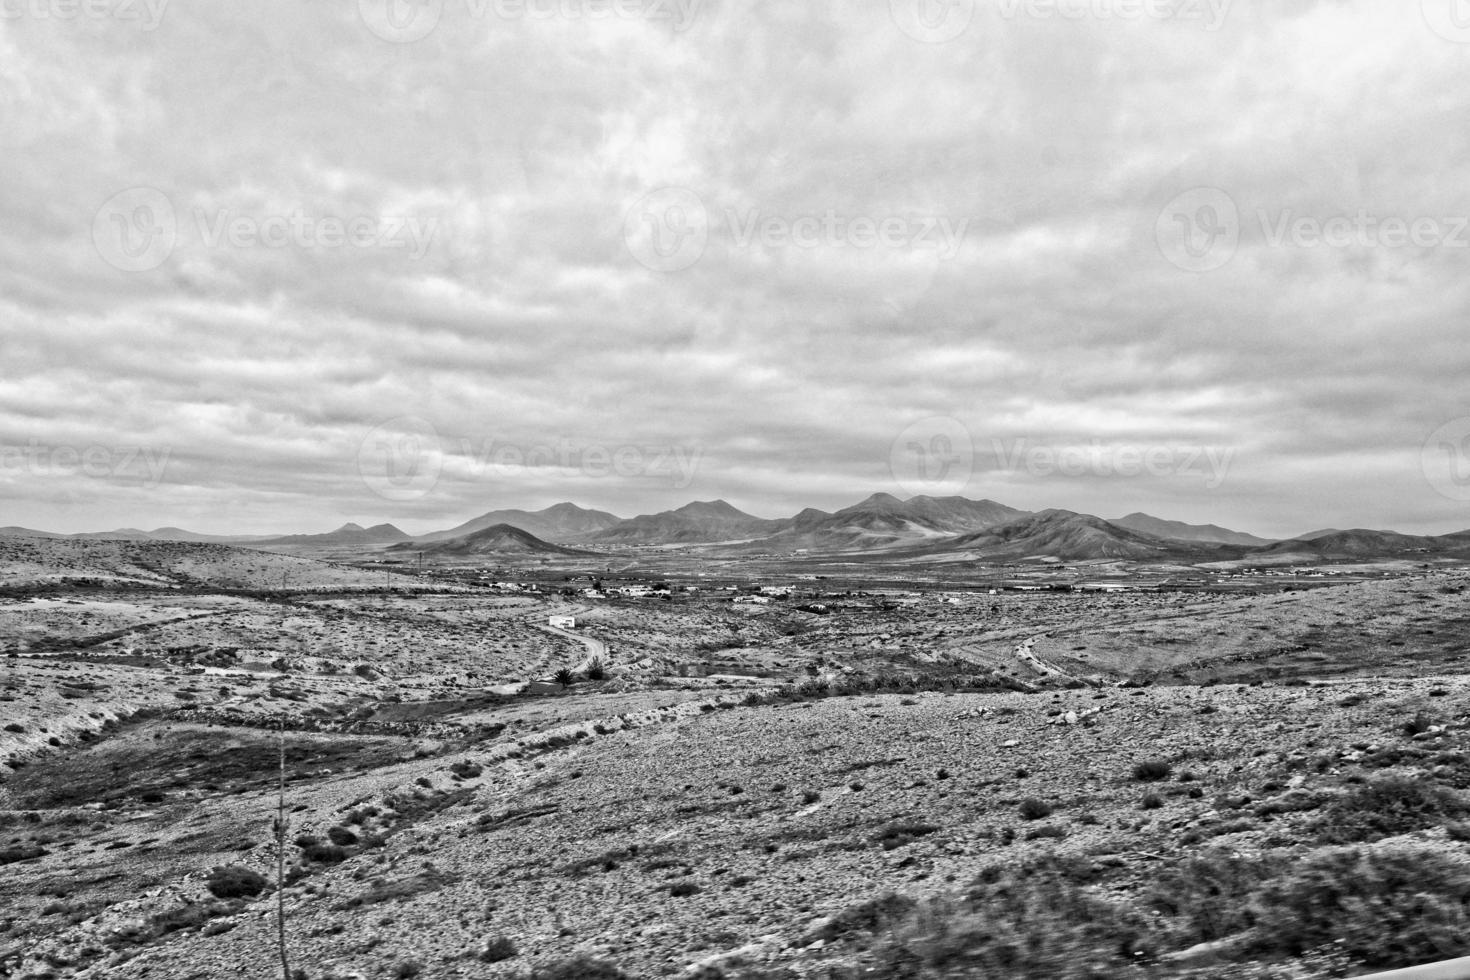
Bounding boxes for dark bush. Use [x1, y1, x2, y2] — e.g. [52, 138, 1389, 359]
[205, 865, 267, 899]
[1018, 798, 1053, 821]
[1250, 846, 1470, 967]
[148, 903, 209, 936]
[864, 866, 1156, 977]
[1146, 848, 1272, 945]
[808, 892, 918, 944]
[0, 844, 47, 864]
[326, 826, 359, 847]
[1311, 776, 1466, 844]
[480, 936, 517, 963]
[1132, 760, 1171, 782]
[1025, 824, 1067, 841]
[877, 822, 941, 850]
[1402, 712, 1437, 737]
[301, 842, 348, 864]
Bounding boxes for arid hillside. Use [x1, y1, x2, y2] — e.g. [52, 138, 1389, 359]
[4, 547, 1470, 979]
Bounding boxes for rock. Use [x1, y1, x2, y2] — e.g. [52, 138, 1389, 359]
[1164, 936, 1252, 965]
[798, 916, 834, 945]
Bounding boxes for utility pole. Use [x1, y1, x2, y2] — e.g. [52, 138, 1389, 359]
[275, 721, 292, 980]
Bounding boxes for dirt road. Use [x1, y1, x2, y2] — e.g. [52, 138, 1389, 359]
[534, 606, 608, 674]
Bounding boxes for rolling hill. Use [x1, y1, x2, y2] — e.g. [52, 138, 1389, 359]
[1258, 529, 1453, 558]
[725, 493, 1030, 554]
[900, 510, 1222, 562]
[252, 523, 411, 547]
[590, 500, 786, 545]
[400, 524, 596, 557]
[0, 526, 63, 538]
[418, 502, 622, 544]
[0, 537, 426, 590]
[0, 526, 269, 544]
[1112, 512, 1274, 547]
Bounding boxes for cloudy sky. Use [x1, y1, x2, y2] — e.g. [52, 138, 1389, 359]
[3, 0, 1470, 538]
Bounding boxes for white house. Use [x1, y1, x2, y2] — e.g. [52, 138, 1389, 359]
[548, 615, 577, 629]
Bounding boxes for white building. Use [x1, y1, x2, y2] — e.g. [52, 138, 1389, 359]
[548, 615, 577, 629]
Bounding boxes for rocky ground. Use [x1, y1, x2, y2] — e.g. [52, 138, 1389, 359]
[4, 541, 1470, 979]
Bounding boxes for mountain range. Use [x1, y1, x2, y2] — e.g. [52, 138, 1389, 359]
[1110, 512, 1274, 547]
[416, 502, 621, 544]
[716, 494, 1028, 554]
[254, 523, 411, 547]
[8, 496, 1470, 562]
[589, 499, 788, 546]
[0, 526, 271, 544]
[1256, 529, 1453, 558]
[894, 510, 1206, 562]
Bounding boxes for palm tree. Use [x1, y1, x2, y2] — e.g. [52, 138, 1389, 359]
[553, 667, 576, 689]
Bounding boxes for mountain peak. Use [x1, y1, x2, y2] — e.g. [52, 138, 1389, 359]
[675, 499, 748, 517]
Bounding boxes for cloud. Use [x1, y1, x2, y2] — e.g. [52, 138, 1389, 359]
[1, 0, 1467, 536]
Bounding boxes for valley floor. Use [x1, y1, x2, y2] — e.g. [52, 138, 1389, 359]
[3, 542, 1470, 978]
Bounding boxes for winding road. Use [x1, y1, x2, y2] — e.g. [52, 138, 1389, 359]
[534, 606, 608, 675]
